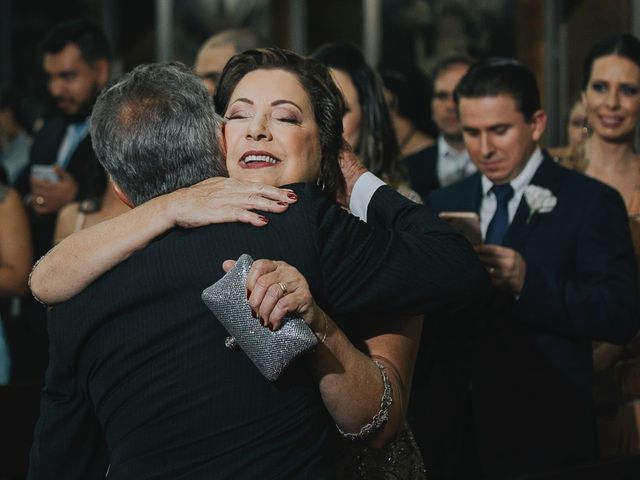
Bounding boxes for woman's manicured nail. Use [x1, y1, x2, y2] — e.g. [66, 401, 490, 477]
[258, 215, 269, 223]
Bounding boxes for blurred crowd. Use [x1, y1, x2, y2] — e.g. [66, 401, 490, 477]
[2, 15, 640, 480]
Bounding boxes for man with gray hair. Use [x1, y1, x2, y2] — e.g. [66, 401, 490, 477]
[28, 62, 487, 478]
[195, 28, 266, 95]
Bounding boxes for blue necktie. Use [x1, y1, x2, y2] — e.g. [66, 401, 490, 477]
[485, 183, 514, 245]
[58, 121, 90, 169]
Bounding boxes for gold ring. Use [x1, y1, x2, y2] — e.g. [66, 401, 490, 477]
[35, 196, 45, 205]
[277, 281, 288, 296]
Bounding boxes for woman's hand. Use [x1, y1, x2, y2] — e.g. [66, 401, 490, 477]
[336, 142, 367, 208]
[167, 178, 298, 228]
[223, 258, 324, 335]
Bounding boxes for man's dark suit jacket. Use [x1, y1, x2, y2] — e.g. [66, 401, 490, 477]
[418, 154, 640, 479]
[402, 144, 439, 201]
[28, 183, 490, 479]
[15, 115, 107, 259]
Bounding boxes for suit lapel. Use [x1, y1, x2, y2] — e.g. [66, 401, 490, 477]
[464, 173, 484, 213]
[504, 153, 563, 249]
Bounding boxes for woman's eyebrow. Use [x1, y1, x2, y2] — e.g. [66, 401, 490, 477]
[230, 98, 253, 106]
[271, 99, 302, 113]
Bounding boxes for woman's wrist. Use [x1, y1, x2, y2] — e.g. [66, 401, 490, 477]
[313, 309, 329, 344]
[150, 191, 184, 230]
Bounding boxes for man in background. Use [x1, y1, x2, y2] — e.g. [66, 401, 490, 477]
[13, 19, 110, 383]
[420, 59, 639, 479]
[194, 28, 266, 96]
[16, 18, 110, 259]
[405, 56, 475, 198]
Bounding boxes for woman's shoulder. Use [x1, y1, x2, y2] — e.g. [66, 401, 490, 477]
[549, 143, 589, 172]
[54, 202, 83, 244]
[0, 183, 10, 204]
[0, 184, 23, 210]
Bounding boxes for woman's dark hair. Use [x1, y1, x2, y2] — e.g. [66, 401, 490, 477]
[582, 34, 640, 90]
[214, 47, 346, 198]
[311, 41, 403, 185]
[379, 62, 437, 137]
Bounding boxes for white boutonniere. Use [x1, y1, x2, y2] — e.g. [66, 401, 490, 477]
[524, 185, 557, 223]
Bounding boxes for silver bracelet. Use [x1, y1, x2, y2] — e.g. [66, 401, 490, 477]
[337, 359, 393, 440]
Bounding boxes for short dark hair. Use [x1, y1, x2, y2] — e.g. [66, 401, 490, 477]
[91, 62, 225, 206]
[41, 18, 111, 64]
[215, 47, 346, 198]
[311, 41, 402, 185]
[432, 55, 472, 83]
[379, 62, 437, 137]
[455, 58, 541, 121]
[582, 33, 640, 90]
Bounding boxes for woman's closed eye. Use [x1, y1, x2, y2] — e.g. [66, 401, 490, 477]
[225, 112, 252, 120]
[275, 116, 301, 125]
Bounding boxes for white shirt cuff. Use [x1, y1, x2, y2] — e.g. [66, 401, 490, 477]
[349, 172, 386, 222]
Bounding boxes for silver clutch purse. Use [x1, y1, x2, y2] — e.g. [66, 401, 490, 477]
[201, 254, 318, 381]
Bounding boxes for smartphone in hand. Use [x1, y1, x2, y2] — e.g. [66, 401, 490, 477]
[31, 165, 60, 183]
[439, 211, 483, 245]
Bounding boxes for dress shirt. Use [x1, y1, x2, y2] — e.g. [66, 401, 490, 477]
[55, 120, 90, 169]
[0, 131, 30, 184]
[349, 172, 386, 222]
[479, 147, 543, 239]
[436, 135, 476, 187]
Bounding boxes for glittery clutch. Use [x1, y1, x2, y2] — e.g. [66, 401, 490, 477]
[201, 254, 318, 381]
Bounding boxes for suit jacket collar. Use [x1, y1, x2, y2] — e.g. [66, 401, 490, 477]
[454, 172, 484, 213]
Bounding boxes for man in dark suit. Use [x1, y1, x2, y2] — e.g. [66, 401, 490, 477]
[12, 20, 110, 383]
[15, 19, 109, 259]
[28, 62, 489, 478]
[417, 59, 640, 479]
[404, 56, 475, 200]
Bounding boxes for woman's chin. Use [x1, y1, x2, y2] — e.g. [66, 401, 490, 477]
[233, 171, 280, 187]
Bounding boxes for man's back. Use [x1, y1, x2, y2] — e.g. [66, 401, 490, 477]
[36, 187, 341, 478]
[66, 224, 329, 477]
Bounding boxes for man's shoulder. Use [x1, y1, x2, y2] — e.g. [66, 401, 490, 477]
[549, 160, 624, 207]
[404, 144, 438, 166]
[32, 116, 65, 142]
[428, 173, 480, 212]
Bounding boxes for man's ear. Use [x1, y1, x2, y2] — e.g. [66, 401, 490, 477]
[112, 182, 134, 208]
[530, 109, 547, 142]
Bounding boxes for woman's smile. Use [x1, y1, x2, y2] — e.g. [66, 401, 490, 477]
[239, 151, 281, 168]
[222, 68, 322, 187]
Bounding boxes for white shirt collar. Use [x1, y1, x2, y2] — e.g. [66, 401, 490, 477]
[438, 134, 465, 158]
[480, 147, 544, 196]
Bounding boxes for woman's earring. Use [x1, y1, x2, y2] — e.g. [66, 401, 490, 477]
[582, 117, 592, 139]
[316, 175, 326, 191]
